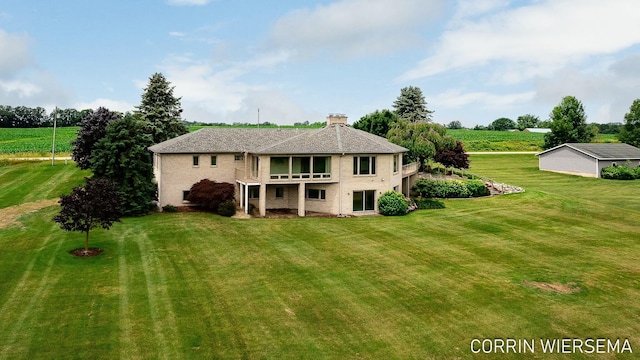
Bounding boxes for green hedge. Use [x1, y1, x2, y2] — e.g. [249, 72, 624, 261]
[412, 178, 489, 198]
[413, 197, 445, 209]
[601, 164, 640, 180]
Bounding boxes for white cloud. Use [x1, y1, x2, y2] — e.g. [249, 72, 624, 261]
[400, 0, 640, 81]
[269, 0, 443, 59]
[157, 51, 315, 124]
[0, 29, 31, 77]
[534, 54, 640, 123]
[166, 0, 211, 6]
[74, 98, 135, 113]
[431, 89, 535, 109]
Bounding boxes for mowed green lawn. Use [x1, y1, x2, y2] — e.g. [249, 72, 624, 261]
[0, 157, 639, 359]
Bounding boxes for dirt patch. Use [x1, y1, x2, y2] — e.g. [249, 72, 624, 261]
[524, 281, 580, 294]
[69, 247, 104, 257]
[0, 199, 59, 229]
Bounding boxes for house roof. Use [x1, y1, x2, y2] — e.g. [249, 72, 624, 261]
[149, 125, 407, 155]
[536, 143, 640, 160]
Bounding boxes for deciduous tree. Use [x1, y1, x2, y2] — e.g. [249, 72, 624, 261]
[352, 109, 398, 137]
[516, 114, 540, 131]
[187, 179, 235, 212]
[618, 99, 640, 147]
[543, 96, 594, 149]
[136, 72, 188, 144]
[488, 117, 516, 131]
[71, 107, 121, 170]
[387, 120, 454, 170]
[446, 120, 463, 129]
[53, 177, 123, 254]
[393, 86, 433, 122]
[434, 140, 469, 169]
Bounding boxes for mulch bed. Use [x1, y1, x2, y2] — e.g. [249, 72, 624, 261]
[69, 248, 104, 257]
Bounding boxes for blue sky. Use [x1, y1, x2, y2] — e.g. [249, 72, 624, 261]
[1, 0, 640, 127]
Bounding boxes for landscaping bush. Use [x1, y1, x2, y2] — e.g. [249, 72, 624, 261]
[601, 164, 640, 180]
[186, 179, 235, 211]
[217, 200, 237, 217]
[413, 197, 445, 209]
[162, 204, 178, 213]
[377, 191, 409, 216]
[412, 178, 489, 198]
[465, 180, 489, 197]
[446, 180, 471, 198]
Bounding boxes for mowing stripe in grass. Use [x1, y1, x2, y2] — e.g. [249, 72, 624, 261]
[117, 231, 140, 360]
[0, 232, 63, 360]
[134, 230, 180, 359]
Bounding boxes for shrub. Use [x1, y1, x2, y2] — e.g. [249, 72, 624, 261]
[162, 204, 178, 213]
[377, 191, 409, 216]
[413, 197, 445, 209]
[187, 179, 235, 211]
[217, 200, 237, 217]
[412, 178, 488, 198]
[601, 164, 639, 180]
[446, 180, 471, 198]
[465, 180, 489, 197]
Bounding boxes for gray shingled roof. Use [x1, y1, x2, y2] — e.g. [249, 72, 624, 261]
[149, 125, 407, 154]
[537, 143, 640, 159]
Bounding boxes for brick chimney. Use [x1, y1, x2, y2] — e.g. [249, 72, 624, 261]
[326, 113, 348, 126]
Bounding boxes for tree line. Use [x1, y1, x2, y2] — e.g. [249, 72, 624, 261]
[353, 89, 640, 156]
[0, 106, 93, 128]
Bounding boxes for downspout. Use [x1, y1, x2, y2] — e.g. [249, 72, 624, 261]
[339, 154, 343, 216]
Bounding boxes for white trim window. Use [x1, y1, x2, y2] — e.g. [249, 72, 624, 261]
[353, 156, 376, 175]
[192, 155, 199, 167]
[306, 188, 326, 200]
[353, 190, 375, 211]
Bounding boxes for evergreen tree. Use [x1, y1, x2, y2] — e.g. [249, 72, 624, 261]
[618, 99, 640, 147]
[393, 86, 434, 122]
[71, 107, 121, 170]
[137, 72, 188, 144]
[543, 96, 594, 149]
[90, 114, 156, 216]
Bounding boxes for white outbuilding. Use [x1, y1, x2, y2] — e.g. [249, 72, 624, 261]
[536, 143, 640, 178]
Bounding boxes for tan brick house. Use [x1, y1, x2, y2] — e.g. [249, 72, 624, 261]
[149, 115, 418, 216]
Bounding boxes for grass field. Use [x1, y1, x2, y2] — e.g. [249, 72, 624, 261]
[0, 127, 620, 156]
[0, 157, 638, 359]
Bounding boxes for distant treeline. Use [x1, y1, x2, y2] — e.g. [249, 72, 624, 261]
[182, 120, 326, 128]
[0, 105, 94, 128]
[1, 105, 328, 129]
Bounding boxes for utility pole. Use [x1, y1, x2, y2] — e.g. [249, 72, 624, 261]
[257, 108, 260, 128]
[51, 107, 57, 166]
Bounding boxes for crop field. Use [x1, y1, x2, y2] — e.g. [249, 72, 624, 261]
[0, 127, 620, 155]
[0, 157, 638, 359]
[448, 129, 619, 151]
[0, 127, 78, 155]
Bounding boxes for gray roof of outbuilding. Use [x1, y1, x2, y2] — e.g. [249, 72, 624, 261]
[536, 143, 640, 159]
[148, 125, 407, 155]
